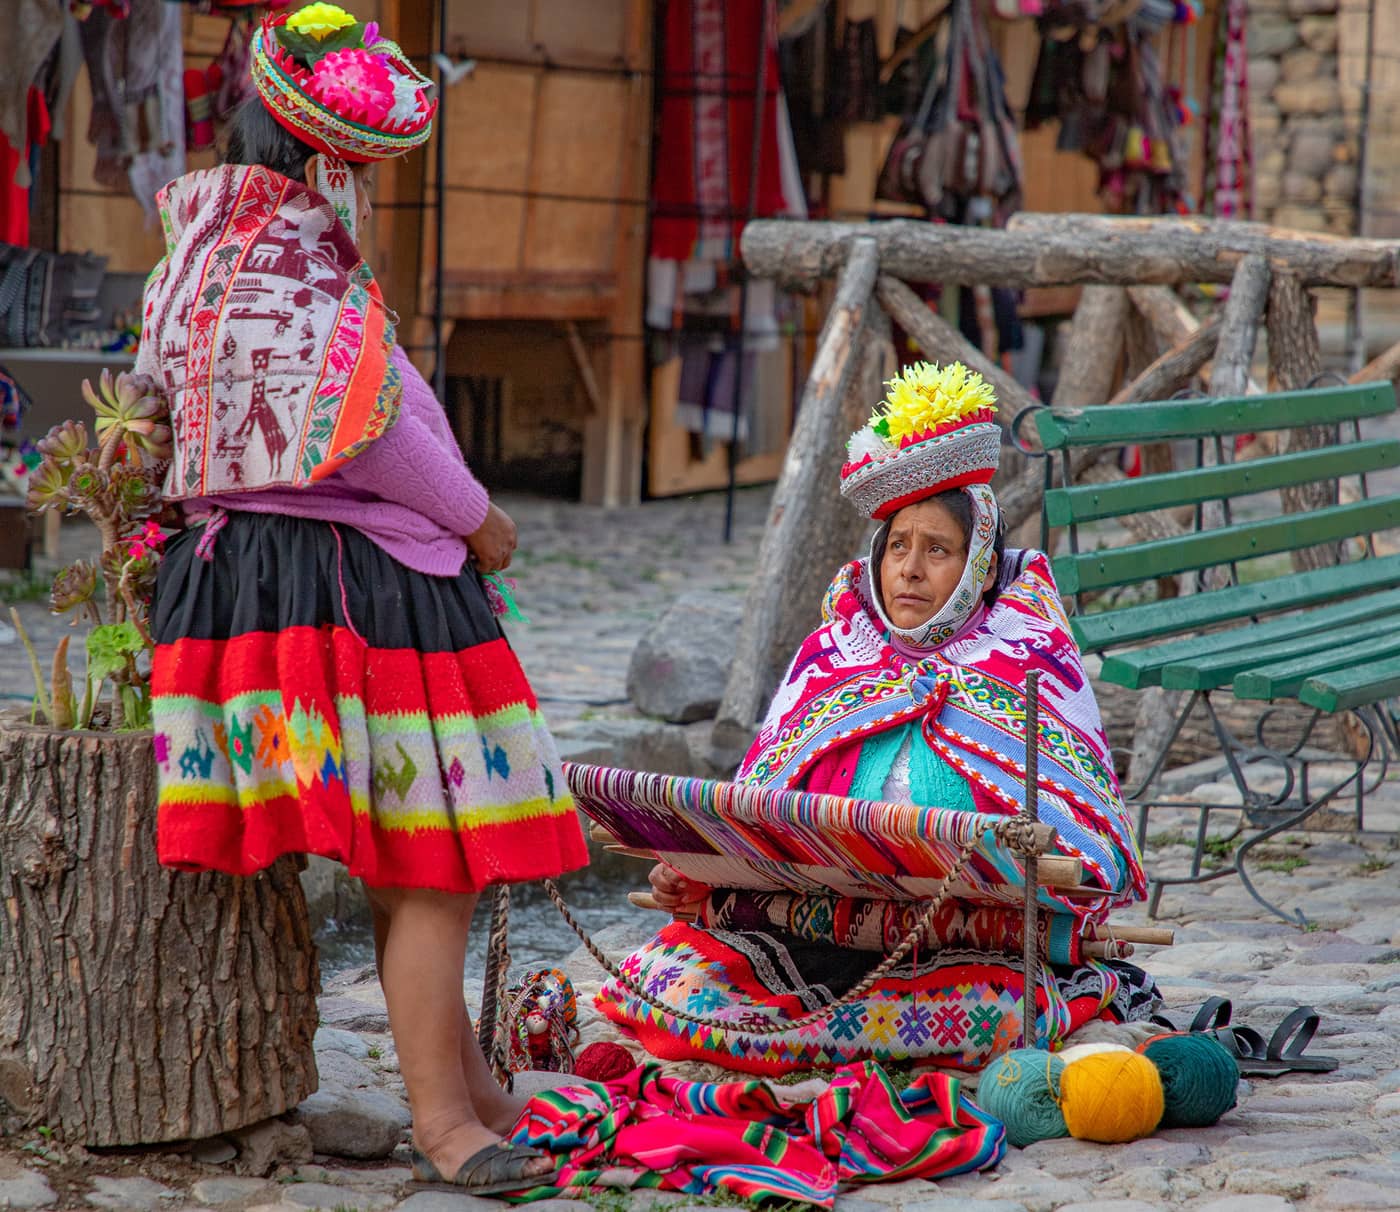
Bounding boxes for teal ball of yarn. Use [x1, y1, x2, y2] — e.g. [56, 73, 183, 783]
[978, 1048, 1069, 1148]
[1140, 1032, 1239, 1127]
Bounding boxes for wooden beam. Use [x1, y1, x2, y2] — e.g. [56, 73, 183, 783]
[741, 218, 1400, 290]
[1351, 334, 1400, 387]
[563, 321, 604, 415]
[1052, 287, 1130, 408]
[1208, 254, 1271, 400]
[713, 239, 883, 749]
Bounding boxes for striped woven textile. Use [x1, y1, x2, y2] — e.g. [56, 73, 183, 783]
[695, 891, 1085, 966]
[565, 762, 1050, 907]
[505, 1061, 1004, 1204]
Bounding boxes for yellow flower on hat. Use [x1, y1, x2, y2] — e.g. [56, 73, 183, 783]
[286, 3, 357, 39]
[876, 361, 997, 445]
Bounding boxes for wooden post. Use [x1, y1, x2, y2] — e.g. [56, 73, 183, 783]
[741, 218, 1400, 291]
[1351, 335, 1400, 387]
[1020, 670, 1041, 1049]
[1053, 287, 1130, 408]
[1268, 271, 1338, 572]
[712, 239, 882, 759]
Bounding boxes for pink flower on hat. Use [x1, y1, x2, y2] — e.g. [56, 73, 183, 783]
[306, 48, 396, 126]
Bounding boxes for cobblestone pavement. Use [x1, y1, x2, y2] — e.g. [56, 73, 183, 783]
[4, 491, 1400, 1210]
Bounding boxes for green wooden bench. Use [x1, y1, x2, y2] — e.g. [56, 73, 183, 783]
[1030, 380, 1400, 924]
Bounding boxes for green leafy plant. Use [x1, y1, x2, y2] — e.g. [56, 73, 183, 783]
[12, 369, 171, 731]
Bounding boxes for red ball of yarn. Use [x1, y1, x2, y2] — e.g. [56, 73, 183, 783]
[574, 1041, 636, 1082]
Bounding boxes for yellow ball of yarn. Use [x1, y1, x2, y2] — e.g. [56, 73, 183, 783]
[1058, 1050, 1165, 1143]
[1056, 1041, 1131, 1065]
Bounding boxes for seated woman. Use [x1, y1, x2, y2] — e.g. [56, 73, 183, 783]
[597, 362, 1159, 1076]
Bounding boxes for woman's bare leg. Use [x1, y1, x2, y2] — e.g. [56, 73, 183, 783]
[367, 888, 526, 1137]
[367, 885, 547, 1178]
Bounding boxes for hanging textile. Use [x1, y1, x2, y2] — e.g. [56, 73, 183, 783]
[0, 89, 50, 245]
[0, 0, 65, 188]
[1203, 0, 1250, 219]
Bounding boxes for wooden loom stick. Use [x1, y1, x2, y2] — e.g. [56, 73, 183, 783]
[1021, 670, 1040, 1049]
[624, 893, 1140, 961]
[591, 818, 1062, 855]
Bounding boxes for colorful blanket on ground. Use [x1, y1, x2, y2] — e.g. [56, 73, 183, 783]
[138, 164, 399, 501]
[738, 551, 1147, 915]
[506, 1061, 1004, 1204]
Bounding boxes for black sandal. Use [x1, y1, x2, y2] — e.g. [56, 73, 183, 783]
[410, 1141, 552, 1195]
[1151, 995, 1234, 1035]
[1234, 1006, 1339, 1078]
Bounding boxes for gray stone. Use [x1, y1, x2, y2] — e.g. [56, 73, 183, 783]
[190, 1178, 274, 1206]
[190, 1138, 238, 1166]
[394, 1194, 503, 1212]
[1275, 78, 1340, 115]
[280, 1183, 393, 1211]
[294, 1084, 409, 1160]
[1378, 1069, 1400, 1095]
[1195, 1198, 1295, 1212]
[1280, 49, 1327, 83]
[903, 1202, 1028, 1212]
[300, 855, 368, 934]
[1288, 0, 1338, 13]
[626, 592, 742, 723]
[314, 1050, 378, 1090]
[1249, 58, 1282, 96]
[314, 1028, 372, 1060]
[1248, 14, 1300, 57]
[1316, 1179, 1399, 1210]
[1375, 1093, 1400, 1116]
[1225, 1171, 1311, 1200]
[0, 1171, 57, 1210]
[553, 716, 695, 776]
[1017, 1138, 1114, 1179]
[316, 996, 390, 1035]
[86, 1177, 179, 1210]
[831, 1198, 884, 1212]
[1055, 1203, 1161, 1212]
[230, 1119, 315, 1178]
[1289, 128, 1337, 178]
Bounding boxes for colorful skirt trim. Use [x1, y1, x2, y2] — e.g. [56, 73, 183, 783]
[151, 512, 589, 893]
[596, 922, 1158, 1077]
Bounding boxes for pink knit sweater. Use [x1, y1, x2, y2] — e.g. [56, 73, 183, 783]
[190, 348, 489, 576]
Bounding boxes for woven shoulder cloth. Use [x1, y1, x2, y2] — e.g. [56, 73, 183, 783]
[137, 164, 400, 501]
[565, 762, 1107, 916]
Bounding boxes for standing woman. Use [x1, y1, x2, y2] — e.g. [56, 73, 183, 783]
[140, 6, 584, 1193]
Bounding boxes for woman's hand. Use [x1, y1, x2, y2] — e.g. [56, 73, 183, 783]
[648, 863, 710, 913]
[467, 503, 517, 573]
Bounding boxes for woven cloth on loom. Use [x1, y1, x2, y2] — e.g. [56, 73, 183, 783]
[696, 891, 1085, 966]
[565, 763, 1064, 909]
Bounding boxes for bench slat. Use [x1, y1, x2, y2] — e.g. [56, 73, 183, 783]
[1160, 611, 1400, 691]
[1098, 587, 1400, 688]
[1299, 656, 1400, 713]
[1070, 553, 1400, 653]
[1044, 440, 1400, 526]
[1054, 497, 1400, 593]
[1231, 631, 1400, 700]
[1034, 383, 1396, 450]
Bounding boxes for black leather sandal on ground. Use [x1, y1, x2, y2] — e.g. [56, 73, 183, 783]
[1151, 995, 1234, 1035]
[1231, 1006, 1340, 1078]
[409, 1141, 552, 1195]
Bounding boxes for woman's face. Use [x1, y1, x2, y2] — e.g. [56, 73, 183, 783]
[878, 497, 994, 630]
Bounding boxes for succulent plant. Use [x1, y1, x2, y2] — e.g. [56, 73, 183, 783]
[13, 368, 173, 731]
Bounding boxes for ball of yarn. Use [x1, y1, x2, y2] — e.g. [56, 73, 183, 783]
[978, 1048, 1069, 1148]
[574, 1040, 636, 1082]
[1057, 1041, 1132, 1065]
[1139, 1032, 1239, 1127]
[1058, 1050, 1164, 1143]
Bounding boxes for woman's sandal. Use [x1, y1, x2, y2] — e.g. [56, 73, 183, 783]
[1150, 995, 1234, 1035]
[409, 1142, 553, 1195]
[1231, 1006, 1339, 1078]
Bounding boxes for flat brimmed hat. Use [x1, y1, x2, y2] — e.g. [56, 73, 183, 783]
[839, 361, 1001, 521]
[251, 4, 436, 163]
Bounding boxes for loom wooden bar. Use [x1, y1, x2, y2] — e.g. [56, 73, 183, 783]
[606, 845, 1085, 891]
[741, 220, 1400, 291]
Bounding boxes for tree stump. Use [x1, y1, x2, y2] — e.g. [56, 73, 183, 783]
[0, 713, 320, 1146]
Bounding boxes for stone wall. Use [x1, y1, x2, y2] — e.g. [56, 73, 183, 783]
[1248, 0, 1358, 234]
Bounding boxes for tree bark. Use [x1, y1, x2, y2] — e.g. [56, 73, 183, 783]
[713, 239, 883, 755]
[1052, 287, 1129, 408]
[741, 218, 1400, 292]
[1127, 284, 1200, 349]
[1351, 333, 1400, 387]
[0, 715, 320, 1146]
[1267, 270, 1339, 572]
[996, 318, 1222, 536]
